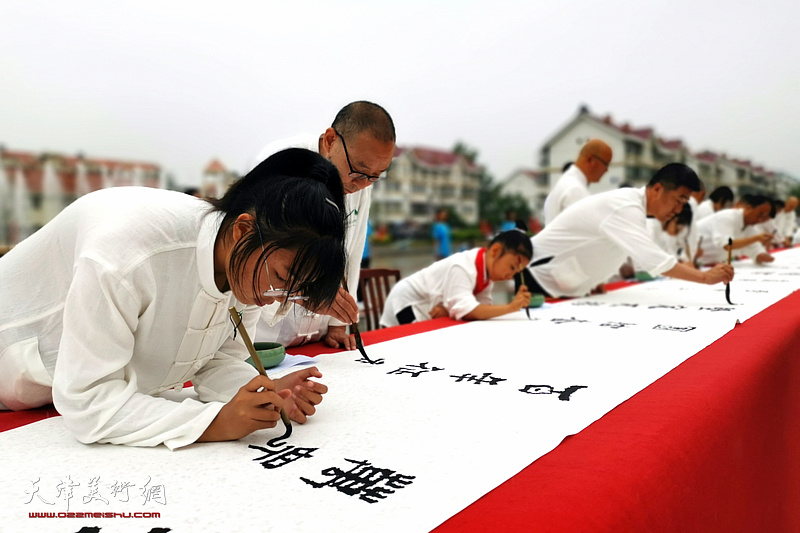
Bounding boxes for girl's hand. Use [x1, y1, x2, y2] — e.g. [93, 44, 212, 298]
[275, 367, 329, 424]
[198, 375, 291, 442]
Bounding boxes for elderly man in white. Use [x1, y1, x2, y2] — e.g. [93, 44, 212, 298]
[542, 139, 612, 226]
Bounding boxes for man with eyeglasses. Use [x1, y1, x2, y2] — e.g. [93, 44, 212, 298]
[543, 139, 613, 226]
[252, 101, 396, 350]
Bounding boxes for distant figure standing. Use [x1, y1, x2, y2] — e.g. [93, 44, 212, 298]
[543, 139, 613, 226]
[432, 208, 452, 260]
[500, 210, 528, 233]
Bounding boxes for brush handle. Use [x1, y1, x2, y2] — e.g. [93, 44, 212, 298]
[228, 307, 292, 435]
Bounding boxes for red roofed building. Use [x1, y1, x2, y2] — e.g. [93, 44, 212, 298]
[0, 147, 161, 246]
[201, 158, 238, 199]
[370, 145, 481, 226]
[528, 105, 795, 215]
[501, 168, 549, 215]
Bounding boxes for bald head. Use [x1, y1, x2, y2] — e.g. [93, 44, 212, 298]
[785, 196, 798, 212]
[575, 139, 612, 183]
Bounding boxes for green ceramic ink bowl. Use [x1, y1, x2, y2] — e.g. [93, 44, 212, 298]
[529, 293, 545, 308]
[634, 271, 655, 282]
[246, 342, 286, 369]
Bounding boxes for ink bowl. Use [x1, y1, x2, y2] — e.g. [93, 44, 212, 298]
[529, 293, 545, 308]
[634, 271, 655, 282]
[247, 342, 286, 369]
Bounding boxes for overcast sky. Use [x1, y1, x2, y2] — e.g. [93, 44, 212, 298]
[2, 0, 799, 187]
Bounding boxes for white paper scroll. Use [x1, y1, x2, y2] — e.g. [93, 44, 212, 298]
[3, 249, 800, 532]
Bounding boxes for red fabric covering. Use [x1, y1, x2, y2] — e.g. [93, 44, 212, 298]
[0, 404, 59, 432]
[433, 290, 800, 533]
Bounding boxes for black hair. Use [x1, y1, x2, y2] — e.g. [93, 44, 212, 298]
[490, 229, 533, 260]
[709, 186, 734, 205]
[740, 194, 773, 209]
[332, 101, 396, 143]
[647, 163, 701, 192]
[670, 202, 693, 228]
[740, 193, 776, 218]
[207, 148, 346, 311]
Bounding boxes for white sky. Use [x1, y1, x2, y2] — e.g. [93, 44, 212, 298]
[2, 0, 799, 187]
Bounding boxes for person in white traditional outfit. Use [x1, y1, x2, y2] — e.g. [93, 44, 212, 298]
[696, 194, 775, 265]
[543, 139, 613, 226]
[380, 230, 533, 327]
[751, 198, 782, 249]
[645, 202, 694, 264]
[695, 185, 734, 221]
[775, 196, 798, 247]
[252, 101, 395, 351]
[0, 149, 356, 449]
[523, 163, 734, 298]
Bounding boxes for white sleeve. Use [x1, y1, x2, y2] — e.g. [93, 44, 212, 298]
[330, 189, 371, 327]
[740, 226, 768, 258]
[442, 264, 482, 320]
[53, 259, 223, 450]
[561, 185, 590, 212]
[600, 207, 676, 277]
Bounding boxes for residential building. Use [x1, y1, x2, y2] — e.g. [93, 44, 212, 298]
[503, 105, 797, 219]
[370, 146, 481, 227]
[201, 159, 238, 199]
[0, 147, 161, 246]
[502, 168, 548, 215]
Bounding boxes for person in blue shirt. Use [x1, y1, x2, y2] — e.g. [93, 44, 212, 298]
[432, 208, 452, 260]
[500, 210, 528, 233]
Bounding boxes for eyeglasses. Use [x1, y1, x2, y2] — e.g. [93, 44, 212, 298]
[255, 224, 308, 301]
[334, 129, 387, 182]
[592, 155, 610, 168]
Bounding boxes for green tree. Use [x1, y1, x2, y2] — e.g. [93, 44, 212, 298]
[453, 140, 532, 230]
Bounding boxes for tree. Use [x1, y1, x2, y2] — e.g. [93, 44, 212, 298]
[453, 141, 531, 230]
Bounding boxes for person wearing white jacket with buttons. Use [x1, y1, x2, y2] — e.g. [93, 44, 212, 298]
[0, 149, 355, 449]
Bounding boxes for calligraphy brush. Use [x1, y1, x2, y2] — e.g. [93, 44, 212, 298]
[228, 307, 292, 440]
[342, 277, 376, 363]
[725, 237, 734, 305]
[518, 272, 531, 320]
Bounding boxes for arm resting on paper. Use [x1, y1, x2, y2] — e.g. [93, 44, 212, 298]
[462, 285, 532, 320]
[662, 262, 734, 285]
[728, 234, 772, 250]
